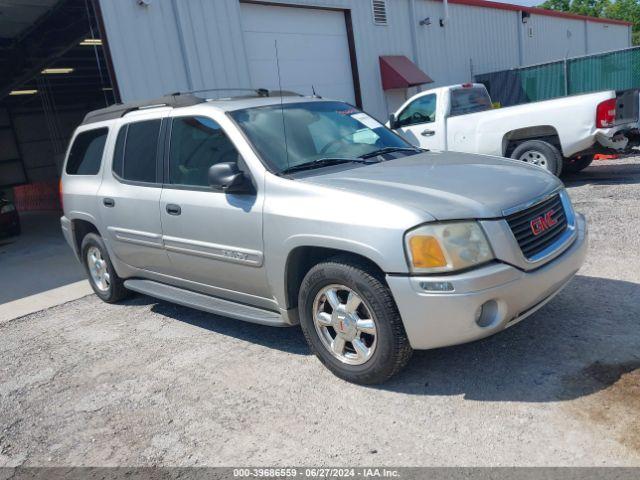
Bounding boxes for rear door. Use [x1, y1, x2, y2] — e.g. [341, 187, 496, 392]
[159, 113, 269, 306]
[97, 114, 171, 273]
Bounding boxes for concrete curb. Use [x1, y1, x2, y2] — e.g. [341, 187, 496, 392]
[0, 280, 93, 324]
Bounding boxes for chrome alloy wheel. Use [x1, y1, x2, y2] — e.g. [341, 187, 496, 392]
[519, 150, 549, 170]
[87, 246, 110, 292]
[312, 284, 377, 365]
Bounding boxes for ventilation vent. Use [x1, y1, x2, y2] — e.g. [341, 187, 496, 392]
[372, 0, 388, 26]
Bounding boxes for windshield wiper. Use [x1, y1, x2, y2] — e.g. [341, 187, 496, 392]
[279, 157, 377, 175]
[359, 146, 422, 159]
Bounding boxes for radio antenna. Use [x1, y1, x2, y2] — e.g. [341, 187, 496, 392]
[274, 40, 290, 170]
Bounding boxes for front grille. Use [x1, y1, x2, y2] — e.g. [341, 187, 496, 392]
[506, 194, 568, 259]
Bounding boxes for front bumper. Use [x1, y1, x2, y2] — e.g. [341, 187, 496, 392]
[387, 213, 587, 350]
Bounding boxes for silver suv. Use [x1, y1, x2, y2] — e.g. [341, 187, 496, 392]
[61, 91, 587, 384]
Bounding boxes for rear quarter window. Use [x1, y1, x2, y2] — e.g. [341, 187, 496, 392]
[65, 128, 109, 175]
[449, 88, 492, 117]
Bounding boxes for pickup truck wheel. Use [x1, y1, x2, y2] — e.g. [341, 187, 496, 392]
[298, 257, 413, 384]
[81, 233, 129, 303]
[563, 154, 594, 174]
[511, 140, 562, 176]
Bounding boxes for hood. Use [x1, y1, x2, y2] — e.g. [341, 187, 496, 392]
[300, 151, 563, 220]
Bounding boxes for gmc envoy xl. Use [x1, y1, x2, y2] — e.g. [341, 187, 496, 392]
[60, 91, 587, 383]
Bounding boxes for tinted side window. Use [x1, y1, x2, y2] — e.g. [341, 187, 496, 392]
[168, 116, 239, 187]
[65, 128, 108, 175]
[114, 120, 161, 183]
[397, 94, 436, 127]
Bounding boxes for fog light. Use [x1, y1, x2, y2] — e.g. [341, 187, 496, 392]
[475, 300, 499, 328]
[419, 281, 454, 292]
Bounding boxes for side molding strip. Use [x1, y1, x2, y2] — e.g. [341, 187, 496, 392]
[162, 235, 263, 267]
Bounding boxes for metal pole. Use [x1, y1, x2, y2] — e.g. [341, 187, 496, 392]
[408, 0, 422, 92]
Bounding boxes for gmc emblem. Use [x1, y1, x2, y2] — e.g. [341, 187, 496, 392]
[530, 209, 557, 236]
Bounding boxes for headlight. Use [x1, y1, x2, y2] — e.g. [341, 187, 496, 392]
[0, 204, 15, 214]
[405, 221, 494, 273]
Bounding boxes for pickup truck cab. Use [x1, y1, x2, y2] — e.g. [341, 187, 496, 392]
[389, 83, 640, 175]
[61, 91, 587, 384]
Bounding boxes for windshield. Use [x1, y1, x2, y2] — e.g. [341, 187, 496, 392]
[229, 101, 415, 173]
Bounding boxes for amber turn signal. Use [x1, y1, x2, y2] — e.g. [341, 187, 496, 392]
[408, 236, 448, 269]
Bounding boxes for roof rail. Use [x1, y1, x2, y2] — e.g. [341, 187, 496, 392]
[81, 88, 305, 126]
[169, 88, 304, 99]
[81, 93, 205, 125]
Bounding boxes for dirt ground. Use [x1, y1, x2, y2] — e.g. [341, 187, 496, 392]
[1, 157, 639, 467]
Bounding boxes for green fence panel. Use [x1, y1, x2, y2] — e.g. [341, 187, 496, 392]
[518, 61, 566, 101]
[568, 48, 640, 95]
[476, 47, 640, 107]
[475, 61, 566, 106]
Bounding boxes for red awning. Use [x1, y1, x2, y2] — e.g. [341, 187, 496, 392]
[379, 55, 433, 91]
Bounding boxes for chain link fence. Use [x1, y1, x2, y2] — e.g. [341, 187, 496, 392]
[475, 46, 640, 107]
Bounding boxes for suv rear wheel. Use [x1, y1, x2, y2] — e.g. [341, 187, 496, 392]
[298, 257, 412, 384]
[81, 233, 129, 303]
[511, 139, 562, 176]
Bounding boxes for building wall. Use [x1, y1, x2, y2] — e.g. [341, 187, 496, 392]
[586, 22, 632, 54]
[99, 0, 631, 120]
[522, 15, 587, 65]
[413, 1, 521, 85]
[99, 0, 418, 120]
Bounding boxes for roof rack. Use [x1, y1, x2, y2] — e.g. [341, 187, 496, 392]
[170, 88, 304, 98]
[81, 88, 305, 126]
[81, 93, 205, 125]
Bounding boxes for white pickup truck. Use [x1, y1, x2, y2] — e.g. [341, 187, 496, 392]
[389, 83, 640, 175]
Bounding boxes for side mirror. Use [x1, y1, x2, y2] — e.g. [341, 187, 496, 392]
[388, 113, 398, 130]
[208, 162, 249, 193]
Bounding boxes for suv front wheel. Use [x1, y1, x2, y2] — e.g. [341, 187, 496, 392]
[81, 233, 129, 303]
[298, 257, 413, 384]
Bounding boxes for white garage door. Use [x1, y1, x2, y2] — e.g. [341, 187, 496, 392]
[240, 3, 356, 104]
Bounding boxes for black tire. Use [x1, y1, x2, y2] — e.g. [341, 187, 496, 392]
[298, 256, 413, 384]
[563, 154, 594, 174]
[511, 140, 563, 177]
[80, 233, 129, 303]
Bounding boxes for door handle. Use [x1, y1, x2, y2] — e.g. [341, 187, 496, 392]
[421, 129, 436, 137]
[103, 198, 115, 207]
[166, 204, 181, 216]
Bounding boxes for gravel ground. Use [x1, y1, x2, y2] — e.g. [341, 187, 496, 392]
[1, 157, 639, 467]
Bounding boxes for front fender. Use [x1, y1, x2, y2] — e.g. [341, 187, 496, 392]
[266, 233, 407, 311]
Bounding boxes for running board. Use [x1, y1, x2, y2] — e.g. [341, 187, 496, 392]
[123, 279, 287, 327]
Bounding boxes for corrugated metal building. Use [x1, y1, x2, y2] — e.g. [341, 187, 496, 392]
[0, 0, 632, 192]
[98, 0, 632, 120]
